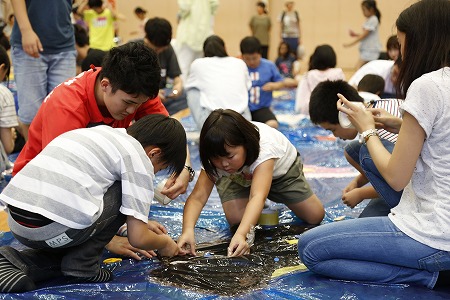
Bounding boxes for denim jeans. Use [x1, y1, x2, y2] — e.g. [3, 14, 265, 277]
[298, 217, 448, 289]
[5, 182, 125, 278]
[11, 47, 76, 124]
[345, 139, 403, 209]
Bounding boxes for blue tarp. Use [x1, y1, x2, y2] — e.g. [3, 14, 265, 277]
[1, 91, 449, 299]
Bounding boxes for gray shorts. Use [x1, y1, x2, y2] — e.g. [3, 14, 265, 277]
[216, 154, 313, 205]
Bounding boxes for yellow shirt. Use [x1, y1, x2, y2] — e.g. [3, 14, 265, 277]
[84, 8, 115, 51]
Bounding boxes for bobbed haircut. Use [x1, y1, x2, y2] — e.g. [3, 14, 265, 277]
[358, 74, 385, 95]
[127, 114, 187, 176]
[395, 0, 450, 98]
[386, 35, 399, 51]
[199, 109, 260, 180]
[145, 17, 172, 47]
[309, 80, 364, 125]
[240, 36, 262, 55]
[203, 35, 228, 57]
[74, 24, 89, 47]
[99, 42, 160, 99]
[309, 44, 337, 70]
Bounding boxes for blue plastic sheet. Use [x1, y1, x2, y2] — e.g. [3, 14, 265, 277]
[1, 93, 449, 299]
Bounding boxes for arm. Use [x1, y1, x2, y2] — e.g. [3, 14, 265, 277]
[0, 127, 15, 154]
[337, 94, 424, 191]
[177, 170, 214, 255]
[228, 159, 274, 257]
[126, 216, 179, 257]
[161, 145, 191, 198]
[10, 0, 43, 57]
[262, 80, 285, 91]
[344, 29, 370, 47]
[76, 0, 89, 14]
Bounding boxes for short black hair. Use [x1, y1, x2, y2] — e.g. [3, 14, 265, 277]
[145, 17, 172, 47]
[240, 36, 261, 55]
[309, 80, 363, 125]
[357, 74, 385, 95]
[134, 7, 147, 14]
[203, 35, 228, 57]
[99, 42, 160, 99]
[127, 114, 187, 176]
[386, 35, 399, 51]
[0, 45, 10, 81]
[199, 109, 260, 180]
[74, 24, 89, 47]
[309, 44, 337, 70]
[88, 0, 103, 8]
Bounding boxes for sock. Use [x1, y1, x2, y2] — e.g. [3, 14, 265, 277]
[80, 268, 112, 283]
[0, 256, 36, 293]
[435, 270, 450, 289]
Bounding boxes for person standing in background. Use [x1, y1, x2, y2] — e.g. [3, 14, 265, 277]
[279, 0, 300, 58]
[249, 1, 271, 59]
[129, 7, 148, 39]
[175, 0, 219, 84]
[10, 0, 77, 141]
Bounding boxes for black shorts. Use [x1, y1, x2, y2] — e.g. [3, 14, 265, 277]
[251, 107, 277, 124]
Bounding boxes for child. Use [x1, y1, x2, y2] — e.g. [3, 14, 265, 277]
[129, 7, 148, 39]
[13, 42, 193, 260]
[309, 80, 403, 213]
[299, 0, 450, 289]
[178, 109, 324, 257]
[73, 24, 106, 73]
[240, 36, 286, 129]
[0, 45, 18, 173]
[379, 35, 400, 61]
[249, 1, 271, 59]
[295, 44, 345, 114]
[344, 0, 382, 69]
[357, 74, 384, 103]
[0, 114, 187, 292]
[279, 1, 300, 57]
[275, 41, 296, 78]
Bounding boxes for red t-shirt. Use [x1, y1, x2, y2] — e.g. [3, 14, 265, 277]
[13, 67, 168, 175]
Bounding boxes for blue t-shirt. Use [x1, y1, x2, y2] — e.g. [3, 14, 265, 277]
[247, 58, 283, 111]
[10, 0, 74, 54]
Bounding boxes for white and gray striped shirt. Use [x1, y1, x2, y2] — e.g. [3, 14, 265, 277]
[0, 126, 155, 229]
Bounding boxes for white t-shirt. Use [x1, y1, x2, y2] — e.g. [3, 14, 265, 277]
[217, 122, 298, 182]
[0, 84, 18, 128]
[389, 67, 450, 251]
[186, 56, 251, 114]
[349, 60, 395, 95]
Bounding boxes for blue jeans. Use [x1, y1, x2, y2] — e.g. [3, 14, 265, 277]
[298, 217, 448, 288]
[345, 139, 403, 209]
[11, 47, 76, 124]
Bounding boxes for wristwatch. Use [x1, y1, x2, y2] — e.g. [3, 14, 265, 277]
[361, 129, 379, 144]
[184, 165, 195, 182]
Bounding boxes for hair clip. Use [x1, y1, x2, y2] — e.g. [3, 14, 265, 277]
[90, 64, 97, 72]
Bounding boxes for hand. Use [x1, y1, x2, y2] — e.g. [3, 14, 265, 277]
[161, 169, 190, 199]
[348, 29, 358, 37]
[105, 235, 157, 260]
[158, 89, 167, 103]
[343, 177, 359, 195]
[168, 82, 183, 99]
[147, 220, 167, 234]
[21, 29, 43, 58]
[227, 233, 250, 257]
[337, 94, 375, 133]
[158, 235, 180, 257]
[262, 82, 276, 91]
[177, 231, 196, 256]
[342, 187, 365, 209]
[368, 108, 402, 134]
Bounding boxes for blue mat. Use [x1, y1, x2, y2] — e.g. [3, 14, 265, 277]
[1, 90, 449, 299]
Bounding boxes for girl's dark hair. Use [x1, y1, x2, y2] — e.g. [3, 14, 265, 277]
[203, 35, 228, 57]
[99, 42, 160, 99]
[257, 1, 267, 14]
[362, 0, 381, 23]
[395, 0, 450, 98]
[0, 45, 11, 82]
[386, 35, 399, 51]
[199, 109, 260, 179]
[309, 44, 337, 70]
[127, 114, 187, 176]
[278, 41, 291, 59]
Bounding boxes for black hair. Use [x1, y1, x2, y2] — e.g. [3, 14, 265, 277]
[395, 0, 450, 98]
[309, 80, 364, 125]
[74, 24, 89, 47]
[386, 35, 399, 51]
[256, 1, 267, 14]
[362, 0, 381, 23]
[134, 7, 147, 14]
[203, 35, 228, 57]
[240, 36, 261, 55]
[199, 109, 260, 180]
[309, 45, 336, 71]
[127, 114, 187, 176]
[0, 19, 9, 51]
[0, 45, 10, 82]
[88, 0, 103, 9]
[145, 17, 172, 47]
[357, 74, 385, 95]
[277, 41, 291, 59]
[99, 42, 160, 99]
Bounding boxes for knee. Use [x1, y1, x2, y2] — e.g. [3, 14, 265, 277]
[297, 229, 319, 268]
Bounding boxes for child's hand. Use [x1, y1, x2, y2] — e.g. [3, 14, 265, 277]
[177, 231, 197, 256]
[343, 178, 359, 195]
[368, 108, 402, 134]
[147, 220, 167, 235]
[158, 235, 180, 257]
[105, 236, 157, 260]
[227, 234, 250, 257]
[348, 29, 358, 37]
[342, 188, 365, 209]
